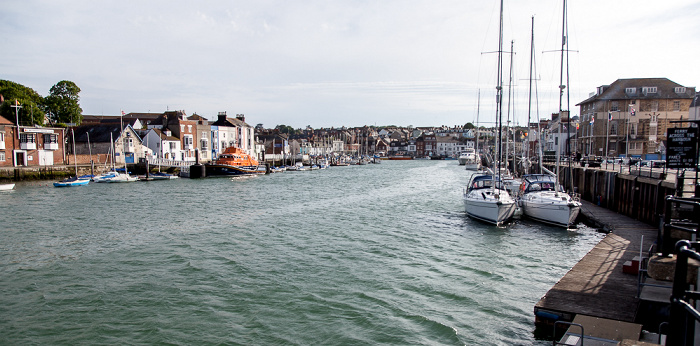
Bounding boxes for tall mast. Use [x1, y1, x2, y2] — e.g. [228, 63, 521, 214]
[557, 0, 572, 192]
[507, 40, 515, 176]
[494, 0, 504, 191]
[527, 16, 534, 165]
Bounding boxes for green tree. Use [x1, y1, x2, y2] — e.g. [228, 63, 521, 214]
[44, 80, 83, 125]
[275, 124, 295, 134]
[0, 80, 46, 126]
[464, 122, 475, 129]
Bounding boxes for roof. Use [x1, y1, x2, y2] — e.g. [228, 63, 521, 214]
[211, 116, 251, 128]
[0, 114, 12, 125]
[577, 78, 695, 105]
[150, 128, 179, 141]
[73, 124, 124, 143]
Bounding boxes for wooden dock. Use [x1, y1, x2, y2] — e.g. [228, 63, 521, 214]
[535, 200, 659, 327]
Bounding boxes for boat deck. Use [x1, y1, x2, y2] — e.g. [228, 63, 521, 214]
[535, 200, 658, 325]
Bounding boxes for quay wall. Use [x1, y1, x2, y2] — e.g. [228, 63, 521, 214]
[550, 164, 677, 226]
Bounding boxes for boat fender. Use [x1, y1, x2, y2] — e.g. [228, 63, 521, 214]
[481, 192, 486, 200]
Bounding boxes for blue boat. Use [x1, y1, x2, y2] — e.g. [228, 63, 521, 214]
[54, 176, 90, 187]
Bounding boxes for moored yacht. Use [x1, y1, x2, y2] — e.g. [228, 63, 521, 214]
[518, 174, 581, 228]
[463, 174, 517, 226]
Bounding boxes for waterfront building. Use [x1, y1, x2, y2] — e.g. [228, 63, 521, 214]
[73, 123, 146, 165]
[0, 114, 66, 167]
[187, 113, 211, 163]
[142, 128, 180, 161]
[576, 78, 696, 159]
[210, 112, 255, 159]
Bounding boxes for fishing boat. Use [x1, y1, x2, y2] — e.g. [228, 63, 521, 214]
[0, 183, 16, 191]
[205, 146, 264, 176]
[519, 174, 581, 228]
[463, 0, 516, 226]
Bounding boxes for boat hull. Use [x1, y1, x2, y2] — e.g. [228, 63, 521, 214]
[1, 183, 16, 190]
[54, 179, 89, 187]
[464, 191, 517, 226]
[520, 193, 581, 228]
[205, 164, 264, 176]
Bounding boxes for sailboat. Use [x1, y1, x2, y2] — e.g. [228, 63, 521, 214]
[94, 125, 137, 183]
[463, 0, 516, 226]
[465, 91, 482, 171]
[54, 128, 90, 187]
[518, 8, 580, 228]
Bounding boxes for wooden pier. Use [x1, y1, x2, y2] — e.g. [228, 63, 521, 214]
[534, 200, 658, 330]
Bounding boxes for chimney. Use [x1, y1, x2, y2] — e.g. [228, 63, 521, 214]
[236, 113, 245, 122]
[218, 111, 227, 122]
[164, 130, 172, 137]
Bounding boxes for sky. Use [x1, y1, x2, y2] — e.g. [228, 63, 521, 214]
[2, 0, 699, 129]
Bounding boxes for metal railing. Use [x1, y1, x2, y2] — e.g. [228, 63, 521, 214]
[553, 321, 584, 346]
[661, 196, 700, 256]
[668, 240, 700, 345]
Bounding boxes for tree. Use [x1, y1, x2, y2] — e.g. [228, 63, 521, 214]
[44, 80, 83, 125]
[275, 124, 295, 134]
[464, 122, 475, 129]
[0, 80, 46, 126]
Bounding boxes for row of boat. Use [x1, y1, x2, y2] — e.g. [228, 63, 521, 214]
[463, 169, 581, 228]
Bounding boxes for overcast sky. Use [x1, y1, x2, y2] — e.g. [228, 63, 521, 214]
[2, 0, 698, 129]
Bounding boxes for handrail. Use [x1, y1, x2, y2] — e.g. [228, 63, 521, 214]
[553, 321, 584, 346]
[668, 240, 700, 345]
[661, 196, 700, 256]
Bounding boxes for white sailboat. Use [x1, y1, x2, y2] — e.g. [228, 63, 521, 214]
[94, 125, 137, 183]
[463, 0, 516, 226]
[519, 6, 581, 228]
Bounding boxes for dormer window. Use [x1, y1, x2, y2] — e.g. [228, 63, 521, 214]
[642, 87, 657, 94]
[675, 87, 687, 94]
[625, 87, 636, 94]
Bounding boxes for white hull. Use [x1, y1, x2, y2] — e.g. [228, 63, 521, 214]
[464, 162, 480, 171]
[0, 183, 15, 190]
[94, 173, 138, 183]
[464, 189, 517, 226]
[520, 191, 581, 228]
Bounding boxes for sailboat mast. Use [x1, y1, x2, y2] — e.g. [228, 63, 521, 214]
[494, 0, 504, 190]
[508, 40, 515, 176]
[527, 16, 534, 163]
[475, 89, 480, 163]
[557, 0, 572, 193]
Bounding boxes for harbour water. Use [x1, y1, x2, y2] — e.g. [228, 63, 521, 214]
[0, 160, 603, 345]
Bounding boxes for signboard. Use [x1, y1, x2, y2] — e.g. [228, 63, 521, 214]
[666, 127, 698, 168]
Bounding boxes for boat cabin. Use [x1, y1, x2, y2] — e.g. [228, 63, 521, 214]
[520, 174, 563, 194]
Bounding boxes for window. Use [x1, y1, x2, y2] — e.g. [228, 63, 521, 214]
[43, 134, 58, 143]
[650, 124, 657, 136]
[20, 133, 35, 143]
[651, 101, 658, 112]
[169, 142, 176, 150]
[630, 124, 637, 136]
[0, 132, 4, 143]
[651, 115, 658, 123]
[201, 139, 208, 149]
[675, 87, 686, 94]
[0, 152, 4, 161]
[674, 101, 680, 111]
[610, 122, 618, 135]
[611, 101, 619, 111]
[625, 88, 636, 94]
[642, 86, 657, 94]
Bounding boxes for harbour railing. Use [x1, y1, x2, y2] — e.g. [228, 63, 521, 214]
[668, 240, 700, 345]
[661, 196, 700, 256]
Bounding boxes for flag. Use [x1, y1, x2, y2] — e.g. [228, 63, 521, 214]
[630, 107, 636, 116]
[121, 110, 126, 116]
[590, 116, 595, 125]
[608, 111, 612, 121]
[15, 100, 20, 106]
[575, 122, 579, 130]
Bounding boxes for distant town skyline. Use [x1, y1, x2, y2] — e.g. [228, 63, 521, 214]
[2, 0, 698, 129]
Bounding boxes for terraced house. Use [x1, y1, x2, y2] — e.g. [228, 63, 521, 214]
[577, 78, 696, 159]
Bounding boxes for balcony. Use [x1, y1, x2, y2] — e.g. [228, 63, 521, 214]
[44, 142, 59, 150]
